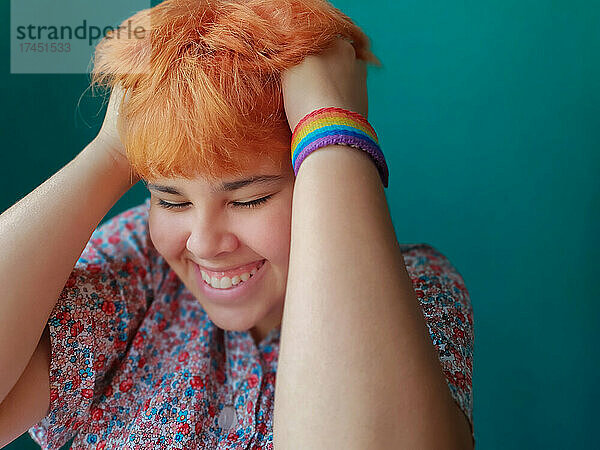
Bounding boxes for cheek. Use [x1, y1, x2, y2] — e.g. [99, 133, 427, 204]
[258, 203, 292, 265]
[148, 210, 187, 261]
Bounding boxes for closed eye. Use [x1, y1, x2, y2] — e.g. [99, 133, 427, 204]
[156, 195, 273, 211]
[156, 199, 190, 210]
[231, 195, 273, 209]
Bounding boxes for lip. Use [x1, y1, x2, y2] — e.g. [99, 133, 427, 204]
[193, 259, 267, 305]
[196, 259, 265, 276]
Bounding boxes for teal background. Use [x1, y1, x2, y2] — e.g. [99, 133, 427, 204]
[2, 0, 598, 449]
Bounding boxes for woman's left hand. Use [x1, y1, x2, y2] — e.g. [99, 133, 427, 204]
[281, 38, 369, 133]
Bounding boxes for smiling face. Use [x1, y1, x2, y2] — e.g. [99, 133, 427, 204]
[146, 156, 295, 345]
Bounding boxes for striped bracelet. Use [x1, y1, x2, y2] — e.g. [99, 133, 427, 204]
[290, 107, 389, 188]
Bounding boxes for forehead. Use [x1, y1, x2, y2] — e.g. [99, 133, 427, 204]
[146, 173, 288, 195]
[146, 154, 293, 195]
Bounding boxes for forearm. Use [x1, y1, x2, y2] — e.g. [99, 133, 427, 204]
[0, 139, 136, 404]
[274, 146, 466, 449]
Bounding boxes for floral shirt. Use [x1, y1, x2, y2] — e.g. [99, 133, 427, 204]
[28, 198, 474, 449]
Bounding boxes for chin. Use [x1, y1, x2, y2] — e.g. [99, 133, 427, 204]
[201, 305, 260, 332]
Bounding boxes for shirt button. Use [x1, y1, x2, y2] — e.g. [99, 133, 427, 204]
[218, 405, 236, 431]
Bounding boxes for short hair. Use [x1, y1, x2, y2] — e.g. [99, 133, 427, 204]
[91, 0, 381, 182]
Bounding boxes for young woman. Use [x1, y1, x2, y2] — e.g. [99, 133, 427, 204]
[0, 0, 474, 448]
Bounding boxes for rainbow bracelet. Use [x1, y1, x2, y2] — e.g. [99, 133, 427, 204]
[291, 107, 389, 188]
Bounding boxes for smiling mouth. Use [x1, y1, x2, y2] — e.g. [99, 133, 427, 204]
[198, 260, 266, 290]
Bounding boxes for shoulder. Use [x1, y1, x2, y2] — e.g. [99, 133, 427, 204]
[401, 243, 474, 437]
[400, 243, 471, 304]
[85, 198, 152, 260]
[98, 197, 151, 232]
[400, 243, 465, 276]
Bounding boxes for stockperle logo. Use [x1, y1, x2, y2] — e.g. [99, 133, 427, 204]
[11, 0, 151, 74]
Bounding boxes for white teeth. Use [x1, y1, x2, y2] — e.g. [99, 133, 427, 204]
[219, 277, 232, 289]
[200, 260, 264, 290]
[203, 270, 252, 290]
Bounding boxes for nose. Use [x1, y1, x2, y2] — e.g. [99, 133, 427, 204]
[185, 212, 240, 259]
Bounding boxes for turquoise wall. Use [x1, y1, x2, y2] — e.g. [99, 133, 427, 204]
[2, 0, 598, 448]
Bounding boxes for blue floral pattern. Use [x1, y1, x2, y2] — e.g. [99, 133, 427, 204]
[28, 198, 474, 448]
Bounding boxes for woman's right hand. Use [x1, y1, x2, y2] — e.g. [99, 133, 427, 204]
[95, 85, 130, 165]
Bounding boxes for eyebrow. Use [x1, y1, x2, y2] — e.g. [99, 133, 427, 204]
[145, 174, 285, 195]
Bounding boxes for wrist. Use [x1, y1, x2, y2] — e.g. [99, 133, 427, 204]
[86, 137, 140, 188]
[290, 107, 389, 188]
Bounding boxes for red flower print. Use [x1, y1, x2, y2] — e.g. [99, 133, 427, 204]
[453, 372, 466, 390]
[138, 267, 147, 278]
[190, 329, 199, 339]
[265, 373, 276, 385]
[138, 356, 146, 368]
[119, 378, 133, 393]
[133, 334, 144, 350]
[91, 407, 103, 420]
[247, 374, 259, 389]
[177, 423, 190, 435]
[190, 376, 204, 390]
[215, 369, 225, 384]
[108, 235, 120, 245]
[81, 389, 94, 399]
[178, 351, 189, 362]
[87, 263, 102, 275]
[57, 311, 71, 324]
[103, 385, 113, 397]
[125, 261, 134, 274]
[91, 238, 103, 246]
[71, 309, 84, 320]
[115, 339, 127, 351]
[195, 422, 203, 434]
[94, 354, 106, 371]
[125, 222, 135, 231]
[208, 404, 216, 417]
[101, 301, 116, 315]
[246, 401, 253, 414]
[97, 442, 106, 450]
[158, 319, 167, 331]
[50, 389, 58, 403]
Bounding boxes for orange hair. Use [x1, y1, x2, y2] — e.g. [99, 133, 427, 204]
[91, 0, 381, 182]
